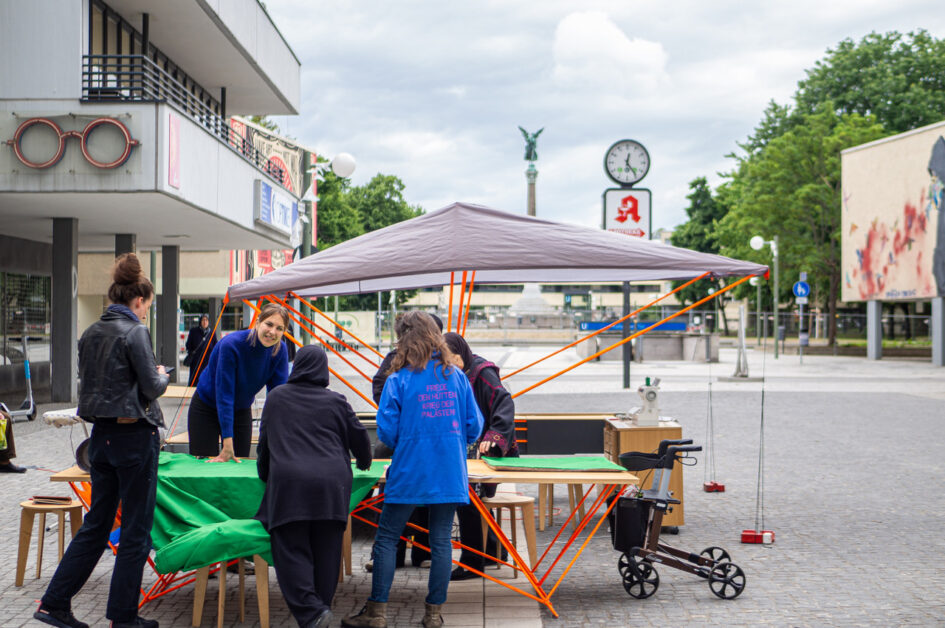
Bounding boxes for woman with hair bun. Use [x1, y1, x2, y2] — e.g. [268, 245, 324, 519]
[36, 253, 168, 628]
[187, 302, 290, 462]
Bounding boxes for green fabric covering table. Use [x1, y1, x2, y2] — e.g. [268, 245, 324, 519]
[480, 455, 625, 473]
[151, 452, 385, 573]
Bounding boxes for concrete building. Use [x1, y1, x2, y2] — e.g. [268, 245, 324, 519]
[0, 0, 302, 400]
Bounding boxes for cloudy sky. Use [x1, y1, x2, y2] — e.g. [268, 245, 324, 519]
[261, 1, 945, 233]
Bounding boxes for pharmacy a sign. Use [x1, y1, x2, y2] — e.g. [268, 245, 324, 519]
[603, 188, 651, 239]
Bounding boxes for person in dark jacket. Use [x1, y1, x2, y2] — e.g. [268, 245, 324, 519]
[0, 405, 26, 473]
[187, 303, 290, 462]
[256, 345, 372, 628]
[184, 314, 216, 386]
[36, 253, 168, 628]
[442, 333, 519, 580]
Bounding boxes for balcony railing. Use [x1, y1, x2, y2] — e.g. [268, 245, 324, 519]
[81, 54, 285, 186]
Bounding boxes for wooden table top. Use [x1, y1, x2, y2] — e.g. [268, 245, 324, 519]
[52, 459, 637, 486]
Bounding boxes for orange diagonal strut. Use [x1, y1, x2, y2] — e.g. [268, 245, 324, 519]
[265, 295, 375, 382]
[243, 299, 378, 409]
[290, 291, 384, 360]
[461, 271, 476, 336]
[503, 271, 710, 380]
[511, 274, 756, 398]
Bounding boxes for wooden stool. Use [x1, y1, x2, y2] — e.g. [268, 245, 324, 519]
[479, 494, 537, 578]
[192, 555, 269, 628]
[338, 513, 352, 583]
[16, 500, 83, 587]
[537, 485, 586, 531]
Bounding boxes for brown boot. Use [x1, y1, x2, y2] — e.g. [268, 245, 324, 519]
[421, 602, 443, 628]
[341, 600, 387, 628]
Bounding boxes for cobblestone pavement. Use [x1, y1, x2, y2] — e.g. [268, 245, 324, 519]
[1, 346, 943, 627]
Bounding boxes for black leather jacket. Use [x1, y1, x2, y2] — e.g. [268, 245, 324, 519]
[78, 308, 168, 427]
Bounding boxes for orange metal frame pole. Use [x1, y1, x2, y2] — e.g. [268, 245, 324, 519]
[457, 271, 468, 334]
[243, 299, 377, 409]
[503, 272, 710, 380]
[511, 274, 756, 398]
[461, 271, 476, 336]
[447, 272, 455, 331]
[290, 291, 385, 360]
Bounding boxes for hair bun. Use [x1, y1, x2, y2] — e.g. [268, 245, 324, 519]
[112, 253, 143, 285]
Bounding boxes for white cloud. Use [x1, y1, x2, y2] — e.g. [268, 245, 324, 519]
[552, 12, 670, 94]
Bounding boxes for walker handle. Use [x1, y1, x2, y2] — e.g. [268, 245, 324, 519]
[658, 439, 693, 457]
[662, 445, 702, 469]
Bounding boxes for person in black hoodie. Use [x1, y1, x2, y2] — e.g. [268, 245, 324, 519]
[442, 333, 518, 581]
[36, 253, 168, 628]
[255, 345, 372, 628]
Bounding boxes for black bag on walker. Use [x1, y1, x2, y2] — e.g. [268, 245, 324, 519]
[610, 496, 650, 552]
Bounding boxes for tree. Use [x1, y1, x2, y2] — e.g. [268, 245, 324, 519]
[795, 30, 945, 134]
[247, 115, 281, 133]
[313, 173, 424, 310]
[717, 106, 885, 344]
[671, 177, 731, 333]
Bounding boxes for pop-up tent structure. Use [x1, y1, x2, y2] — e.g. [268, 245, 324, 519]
[227, 202, 767, 300]
[214, 201, 769, 407]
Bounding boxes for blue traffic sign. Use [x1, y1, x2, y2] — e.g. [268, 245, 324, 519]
[793, 281, 810, 298]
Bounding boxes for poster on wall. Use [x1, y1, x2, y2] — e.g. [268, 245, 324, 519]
[841, 123, 945, 302]
[229, 116, 305, 194]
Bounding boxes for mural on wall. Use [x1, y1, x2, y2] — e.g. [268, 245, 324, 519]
[842, 126, 945, 302]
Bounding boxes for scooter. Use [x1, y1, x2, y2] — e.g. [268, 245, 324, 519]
[6, 335, 36, 422]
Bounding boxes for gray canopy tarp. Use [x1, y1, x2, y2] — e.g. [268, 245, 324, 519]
[227, 202, 768, 300]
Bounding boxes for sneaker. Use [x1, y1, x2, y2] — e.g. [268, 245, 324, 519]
[418, 559, 431, 568]
[33, 604, 89, 628]
[0, 461, 27, 473]
[110, 617, 158, 628]
[450, 566, 482, 581]
[363, 560, 373, 572]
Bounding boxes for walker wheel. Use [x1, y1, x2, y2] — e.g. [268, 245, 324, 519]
[617, 552, 634, 577]
[700, 546, 731, 564]
[622, 550, 659, 599]
[708, 561, 745, 599]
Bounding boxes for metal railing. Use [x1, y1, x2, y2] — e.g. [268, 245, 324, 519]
[81, 54, 285, 185]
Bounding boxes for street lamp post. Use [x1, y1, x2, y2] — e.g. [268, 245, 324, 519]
[749, 276, 761, 346]
[750, 234, 779, 359]
[300, 152, 357, 259]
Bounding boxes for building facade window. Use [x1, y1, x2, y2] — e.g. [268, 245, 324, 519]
[1, 273, 51, 365]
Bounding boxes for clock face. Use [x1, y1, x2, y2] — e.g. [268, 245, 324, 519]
[604, 140, 650, 186]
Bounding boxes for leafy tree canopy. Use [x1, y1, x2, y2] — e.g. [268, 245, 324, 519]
[314, 173, 423, 310]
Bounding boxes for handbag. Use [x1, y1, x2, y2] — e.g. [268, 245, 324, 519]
[0, 415, 8, 450]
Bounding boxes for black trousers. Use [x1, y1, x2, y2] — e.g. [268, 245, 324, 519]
[456, 502, 500, 570]
[42, 423, 159, 622]
[269, 520, 346, 627]
[187, 393, 253, 457]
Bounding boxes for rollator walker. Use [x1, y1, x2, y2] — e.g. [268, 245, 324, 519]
[611, 439, 746, 600]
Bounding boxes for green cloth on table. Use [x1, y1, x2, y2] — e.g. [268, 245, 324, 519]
[480, 455, 626, 472]
[151, 452, 385, 574]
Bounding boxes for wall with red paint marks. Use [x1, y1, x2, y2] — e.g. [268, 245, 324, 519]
[841, 119, 945, 302]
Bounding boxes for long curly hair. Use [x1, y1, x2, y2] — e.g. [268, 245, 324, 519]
[387, 311, 454, 376]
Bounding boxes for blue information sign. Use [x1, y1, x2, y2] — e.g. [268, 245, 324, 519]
[792, 281, 810, 298]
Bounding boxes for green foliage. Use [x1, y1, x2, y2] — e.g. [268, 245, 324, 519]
[795, 30, 945, 134]
[717, 106, 886, 341]
[671, 178, 729, 309]
[314, 173, 423, 310]
[247, 115, 280, 133]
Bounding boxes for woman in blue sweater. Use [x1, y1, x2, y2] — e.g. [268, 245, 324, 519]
[187, 303, 290, 462]
[343, 311, 483, 628]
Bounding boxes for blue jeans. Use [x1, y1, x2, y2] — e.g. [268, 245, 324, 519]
[42, 423, 159, 622]
[370, 502, 459, 605]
